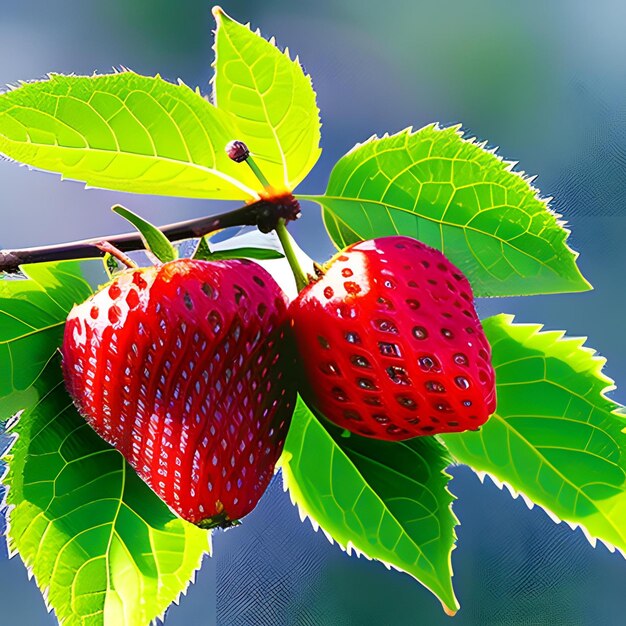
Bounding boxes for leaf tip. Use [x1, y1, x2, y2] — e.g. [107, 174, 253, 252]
[442, 603, 459, 617]
[578, 274, 594, 292]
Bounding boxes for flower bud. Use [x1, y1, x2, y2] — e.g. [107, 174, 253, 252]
[225, 140, 250, 163]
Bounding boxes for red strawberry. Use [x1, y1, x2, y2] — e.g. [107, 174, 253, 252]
[62, 258, 295, 528]
[289, 236, 496, 440]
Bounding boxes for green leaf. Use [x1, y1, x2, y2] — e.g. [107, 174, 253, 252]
[441, 314, 626, 552]
[0, 259, 108, 420]
[192, 235, 214, 260]
[112, 204, 177, 263]
[213, 7, 321, 190]
[193, 239, 284, 261]
[3, 357, 210, 626]
[0, 72, 261, 199]
[280, 397, 459, 614]
[305, 125, 591, 297]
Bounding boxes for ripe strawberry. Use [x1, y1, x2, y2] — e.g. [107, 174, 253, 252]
[289, 236, 496, 440]
[62, 258, 295, 528]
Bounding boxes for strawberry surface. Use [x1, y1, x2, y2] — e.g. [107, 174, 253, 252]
[289, 236, 496, 440]
[62, 258, 295, 528]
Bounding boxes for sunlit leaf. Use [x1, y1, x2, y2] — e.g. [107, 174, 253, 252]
[0, 73, 260, 199]
[442, 314, 626, 552]
[0, 259, 108, 420]
[4, 357, 210, 625]
[281, 397, 459, 614]
[213, 7, 321, 191]
[306, 125, 591, 296]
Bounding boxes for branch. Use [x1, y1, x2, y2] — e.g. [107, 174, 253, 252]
[0, 200, 274, 273]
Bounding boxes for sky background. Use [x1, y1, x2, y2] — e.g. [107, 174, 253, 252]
[1, 1, 626, 624]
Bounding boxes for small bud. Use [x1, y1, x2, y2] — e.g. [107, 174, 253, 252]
[225, 140, 250, 163]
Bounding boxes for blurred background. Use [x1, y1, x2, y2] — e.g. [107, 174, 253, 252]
[1, 0, 626, 624]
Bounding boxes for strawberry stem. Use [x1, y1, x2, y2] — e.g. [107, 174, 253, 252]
[275, 219, 308, 292]
[225, 142, 307, 289]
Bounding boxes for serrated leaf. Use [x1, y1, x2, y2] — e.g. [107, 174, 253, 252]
[305, 125, 591, 297]
[441, 314, 626, 552]
[0, 73, 261, 199]
[112, 204, 177, 263]
[0, 259, 108, 420]
[280, 397, 459, 614]
[3, 357, 210, 626]
[213, 7, 321, 190]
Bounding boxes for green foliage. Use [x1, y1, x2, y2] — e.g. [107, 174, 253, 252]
[442, 315, 626, 551]
[4, 357, 210, 626]
[193, 239, 284, 261]
[112, 204, 178, 263]
[281, 398, 459, 614]
[213, 7, 321, 191]
[0, 259, 108, 420]
[0, 73, 261, 199]
[0, 258, 210, 624]
[0, 5, 617, 624]
[0, 9, 323, 202]
[306, 125, 591, 297]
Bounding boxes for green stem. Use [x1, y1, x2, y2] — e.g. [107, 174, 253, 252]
[246, 155, 271, 188]
[275, 219, 308, 292]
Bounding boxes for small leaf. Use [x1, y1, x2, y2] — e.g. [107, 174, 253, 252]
[193, 239, 284, 262]
[305, 125, 591, 297]
[280, 397, 459, 614]
[209, 246, 283, 261]
[441, 314, 626, 553]
[192, 235, 214, 260]
[112, 204, 177, 263]
[0, 73, 260, 199]
[0, 259, 108, 420]
[213, 7, 321, 190]
[3, 357, 210, 625]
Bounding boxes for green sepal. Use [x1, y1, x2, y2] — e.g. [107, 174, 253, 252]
[112, 204, 177, 263]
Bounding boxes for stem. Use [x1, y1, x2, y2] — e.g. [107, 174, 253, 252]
[246, 155, 271, 188]
[94, 241, 137, 269]
[275, 219, 308, 292]
[0, 200, 270, 273]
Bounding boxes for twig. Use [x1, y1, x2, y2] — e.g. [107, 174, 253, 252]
[0, 200, 270, 273]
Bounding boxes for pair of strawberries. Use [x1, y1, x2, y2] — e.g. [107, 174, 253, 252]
[62, 236, 496, 528]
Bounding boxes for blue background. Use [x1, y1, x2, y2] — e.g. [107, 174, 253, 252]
[1, 1, 625, 624]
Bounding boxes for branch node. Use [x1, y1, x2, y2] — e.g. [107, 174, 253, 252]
[93, 241, 138, 269]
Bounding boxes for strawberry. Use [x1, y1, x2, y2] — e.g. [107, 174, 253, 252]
[62, 258, 295, 528]
[289, 236, 496, 440]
